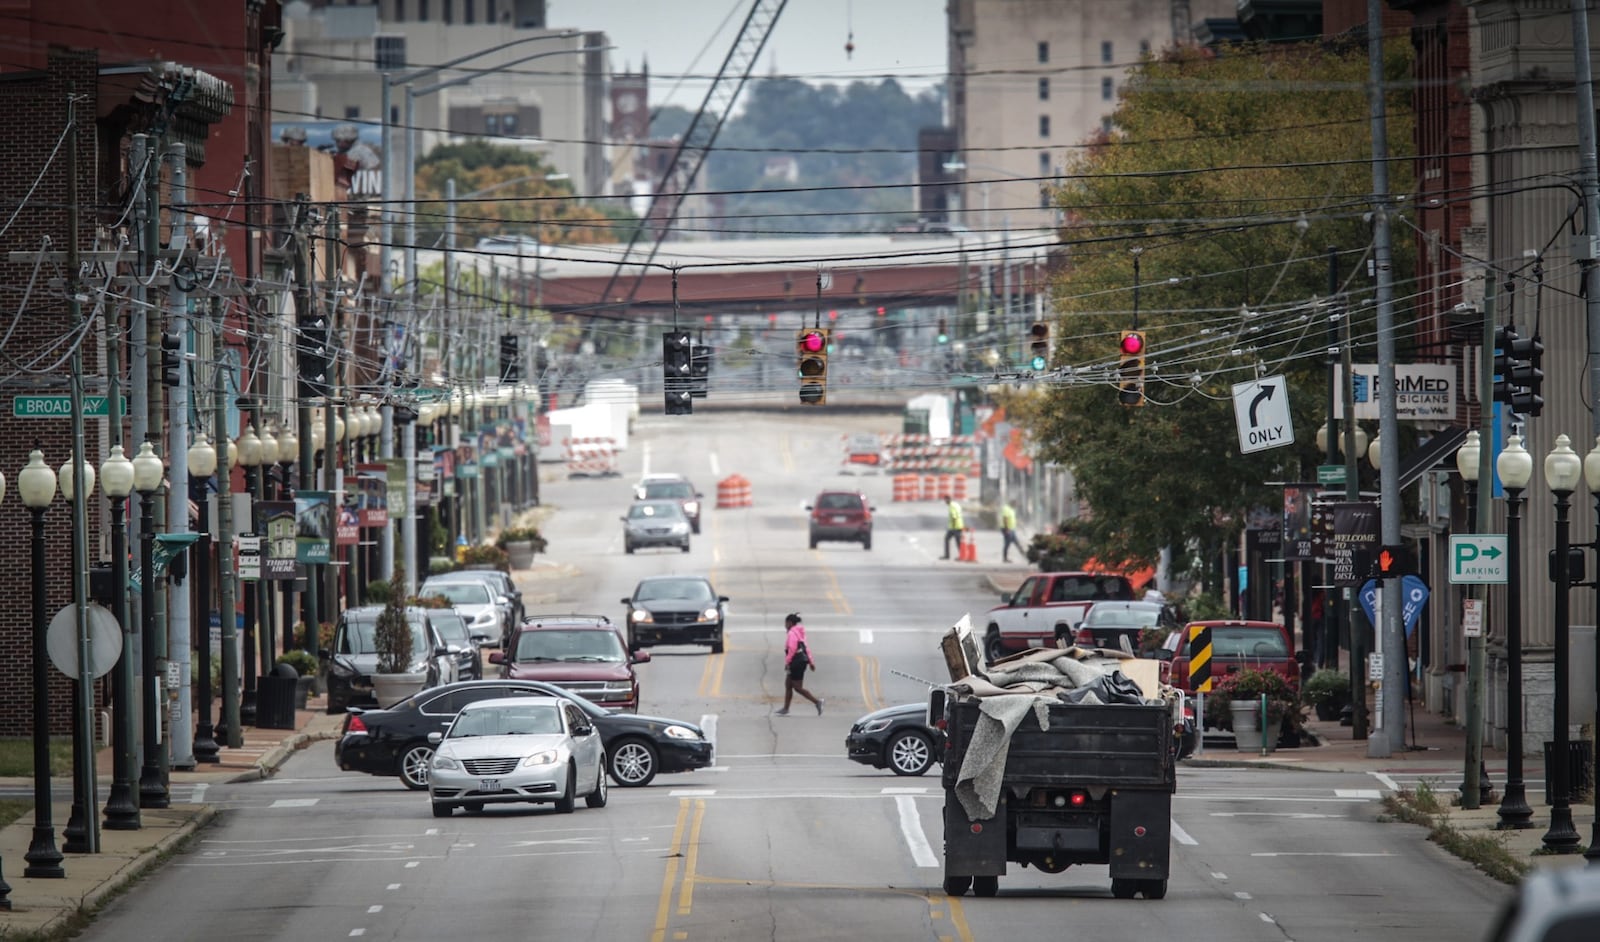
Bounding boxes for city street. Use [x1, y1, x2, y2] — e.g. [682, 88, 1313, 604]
[67, 410, 1513, 941]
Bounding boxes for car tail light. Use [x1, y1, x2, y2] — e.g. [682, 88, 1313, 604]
[1074, 628, 1095, 645]
[346, 714, 367, 734]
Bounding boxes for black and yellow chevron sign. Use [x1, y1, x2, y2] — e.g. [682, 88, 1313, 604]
[1188, 624, 1214, 693]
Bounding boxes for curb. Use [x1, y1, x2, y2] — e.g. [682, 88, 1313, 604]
[227, 717, 345, 784]
[65, 804, 218, 933]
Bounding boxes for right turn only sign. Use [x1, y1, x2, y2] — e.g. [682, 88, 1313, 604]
[1449, 534, 1507, 584]
[1232, 375, 1293, 454]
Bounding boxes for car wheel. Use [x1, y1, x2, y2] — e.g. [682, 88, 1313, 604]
[973, 876, 999, 898]
[710, 632, 724, 655]
[431, 802, 453, 818]
[943, 875, 971, 896]
[585, 760, 609, 808]
[625, 541, 634, 555]
[1141, 879, 1168, 900]
[680, 542, 691, 553]
[984, 630, 1006, 665]
[608, 738, 659, 787]
[691, 521, 701, 535]
[862, 533, 871, 550]
[554, 764, 576, 813]
[886, 730, 934, 776]
[397, 743, 434, 790]
[809, 536, 818, 549]
[1110, 878, 1137, 899]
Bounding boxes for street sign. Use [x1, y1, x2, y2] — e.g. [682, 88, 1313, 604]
[1231, 375, 1293, 455]
[1317, 464, 1347, 486]
[1462, 598, 1484, 638]
[1358, 575, 1431, 637]
[13, 394, 128, 418]
[1449, 534, 1507, 584]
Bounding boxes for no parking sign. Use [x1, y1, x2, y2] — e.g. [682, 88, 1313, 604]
[1358, 574, 1430, 637]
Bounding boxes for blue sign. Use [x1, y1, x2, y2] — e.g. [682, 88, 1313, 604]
[1358, 575, 1431, 638]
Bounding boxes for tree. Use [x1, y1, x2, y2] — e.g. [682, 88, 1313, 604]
[413, 143, 630, 247]
[1024, 41, 1415, 587]
[374, 568, 414, 675]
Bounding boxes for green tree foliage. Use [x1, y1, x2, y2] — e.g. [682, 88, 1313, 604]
[414, 143, 630, 247]
[1026, 42, 1414, 587]
[374, 568, 414, 675]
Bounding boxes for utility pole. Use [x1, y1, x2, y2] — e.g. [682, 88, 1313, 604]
[1324, 247, 1342, 674]
[1343, 287, 1367, 741]
[1574, 0, 1600, 443]
[295, 201, 319, 654]
[166, 142, 194, 772]
[323, 206, 342, 634]
[1464, 281, 1497, 808]
[139, 133, 170, 809]
[213, 295, 241, 749]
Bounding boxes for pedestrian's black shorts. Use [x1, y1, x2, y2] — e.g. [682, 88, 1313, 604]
[787, 658, 808, 682]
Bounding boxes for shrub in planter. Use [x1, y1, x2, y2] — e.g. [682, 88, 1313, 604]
[374, 569, 414, 675]
[1204, 668, 1304, 733]
[366, 578, 394, 605]
[1302, 669, 1352, 721]
[494, 526, 548, 554]
[274, 649, 319, 679]
[428, 556, 459, 575]
[460, 544, 511, 574]
[408, 593, 451, 610]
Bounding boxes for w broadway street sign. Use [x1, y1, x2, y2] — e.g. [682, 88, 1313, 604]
[1449, 534, 1507, 584]
[13, 394, 127, 418]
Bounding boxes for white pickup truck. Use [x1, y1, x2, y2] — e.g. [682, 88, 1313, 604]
[982, 571, 1137, 663]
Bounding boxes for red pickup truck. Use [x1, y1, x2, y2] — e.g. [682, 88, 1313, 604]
[982, 571, 1135, 663]
[1162, 620, 1299, 696]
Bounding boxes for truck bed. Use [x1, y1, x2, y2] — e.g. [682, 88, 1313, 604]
[940, 697, 1176, 791]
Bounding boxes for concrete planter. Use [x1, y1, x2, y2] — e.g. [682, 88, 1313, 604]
[503, 540, 536, 569]
[373, 672, 427, 708]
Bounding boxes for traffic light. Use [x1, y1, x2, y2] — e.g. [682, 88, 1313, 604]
[689, 344, 712, 399]
[662, 330, 693, 415]
[1028, 321, 1050, 370]
[936, 318, 949, 344]
[160, 324, 184, 388]
[796, 327, 830, 405]
[1492, 324, 1544, 416]
[1375, 544, 1413, 578]
[1117, 329, 1146, 406]
[499, 334, 521, 383]
[296, 313, 330, 401]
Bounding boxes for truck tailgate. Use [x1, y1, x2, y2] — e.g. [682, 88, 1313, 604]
[942, 699, 1175, 790]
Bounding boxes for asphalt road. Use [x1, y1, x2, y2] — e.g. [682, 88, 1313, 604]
[77, 409, 1513, 941]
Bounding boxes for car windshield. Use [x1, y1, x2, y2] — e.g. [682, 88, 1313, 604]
[515, 629, 625, 663]
[337, 611, 432, 656]
[628, 501, 684, 521]
[430, 611, 470, 645]
[635, 579, 713, 603]
[449, 703, 562, 738]
[422, 582, 493, 605]
[1088, 607, 1161, 628]
[643, 481, 694, 500]
[817, 493, 863, 511]
[1210, 627, 1289, 658]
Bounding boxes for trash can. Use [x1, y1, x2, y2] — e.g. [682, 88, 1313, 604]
[1542, 740, 1594, 805]
[256, 663, 299, 730]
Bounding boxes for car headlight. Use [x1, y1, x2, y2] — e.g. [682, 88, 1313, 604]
[698, 607, 720, 622]
[683, 501, 699, 514]
[432, 754, 460, 771]
[602, 682, 634, 695]
[471, 610, 496, 626]
[670, 522, 689, 534]
[861, 718, 893, 733]
[631, 609, 653, 623]
[522, 750, 559, 767]
[663, 724, 700, 740]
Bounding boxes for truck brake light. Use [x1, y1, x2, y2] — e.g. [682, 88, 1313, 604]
[1074, 628, 1094, 645]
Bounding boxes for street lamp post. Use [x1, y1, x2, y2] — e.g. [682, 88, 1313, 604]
[237, 426, 263, 726]
[1497, 434, 1535, 829]
[254, 426, 278, 668]
[188, 434, 220, 764]
[132, 442, 167, 809]
[1582, 436, 1600, 860]
[57, 452, 95, 854]
[276, 425, 297, 652]
[19, 449, 63, 877]
[99, 445, 139, 830]
[1541, 434, 1582, 853]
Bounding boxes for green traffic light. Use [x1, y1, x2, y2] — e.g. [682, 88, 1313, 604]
[1030, 355, 1046, 370]
[937, 333, 949, 344]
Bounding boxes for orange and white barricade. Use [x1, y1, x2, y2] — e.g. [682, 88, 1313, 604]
[563, 437, 619, 476]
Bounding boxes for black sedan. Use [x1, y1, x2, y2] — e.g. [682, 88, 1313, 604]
[621, 575, 727, 654]
[334, 679, 714, 790]
[845, 703, 944, 776]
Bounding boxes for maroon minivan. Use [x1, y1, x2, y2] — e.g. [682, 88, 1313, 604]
[489, 615, 650, 713]
[807, 489, 874, 550]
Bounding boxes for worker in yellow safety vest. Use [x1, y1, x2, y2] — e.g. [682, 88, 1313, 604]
[942, 496, 965, 560]
[1000, 500, 1022, 563]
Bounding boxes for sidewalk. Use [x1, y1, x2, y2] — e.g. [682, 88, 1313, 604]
[0, 698, 345, 938]
[979, 566, 1599, 877]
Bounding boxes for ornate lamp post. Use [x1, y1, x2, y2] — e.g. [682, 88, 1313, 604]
[1582, 436, 1600, 860]
[99, 446, 139, 830]
[1541, 434, 1582, 853]
[237, 426, 262, 726]
[132, 442, 168, 809]
[276, 425, 298, 653]
[56, 451, 94, 854]
[254, 426, 278, 667]
[1495, 434, 1535, 829]
[188, 433, 221, 764]
[1456, 432, 1494, 805]
[19, 450, 63, 877]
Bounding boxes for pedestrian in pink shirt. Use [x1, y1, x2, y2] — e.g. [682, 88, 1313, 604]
[777, 613, 823, 716]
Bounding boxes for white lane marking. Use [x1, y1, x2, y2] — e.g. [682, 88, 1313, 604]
[1170, 820, 1198, 846]
[270, 798, 319, 808]
[641, 443, 652, 476]
[859, 629, 874, 644]
[896, 795, 939, 868]
[506, 837, 602, 848]
[1251, 852, 1395, 858]
[713, 547, 722, 563]
[708, 452, 720, 477]
[386, 884, 401, 890]
[1235, 891, 1252, 900]
[424, 828, 439, 836]
[1178, 795, 1371, 803]
[1371, 772, 1401, 792]
[703, 766, 730, 773]
[367, 905, 382, 913]
[1259, 913, 1276, 924]
[1211, 812, 1346, 819]
[1211, 872, 1228, 881]
[350, 930, 365, 938]
[405, 861, 420, 869]
[1335, 788, 1382, 799]
[701, 713, 718, 762]
[192, 783, 209, 803]
[882, 787, 928, 795]
[669, 789, 717, 797]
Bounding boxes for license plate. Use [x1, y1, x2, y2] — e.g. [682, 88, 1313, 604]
[1027, 638, 1045, 648]
[479, 778, 500, 792]
[832, 515, 848, 523]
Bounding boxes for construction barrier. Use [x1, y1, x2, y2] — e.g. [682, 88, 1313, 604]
[894, 473, 970, 502]
[882, 433, 981, 476]
[959, 528, 978, 563]
[892, 475, 918, 502]
[716, 474, 753, 508]
[563, 437, 619, 477]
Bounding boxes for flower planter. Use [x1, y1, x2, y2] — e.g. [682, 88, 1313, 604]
[1230, 701, 1263, 752]
[503, 540, 536, 569]
[373, 672, 427, 708]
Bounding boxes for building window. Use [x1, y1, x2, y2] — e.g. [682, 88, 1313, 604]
[1101, 41, 1113, 64]
[1101, 77, 1114, 101]
[1037, 41, 1049, 64]
[1139, 39, 1151, 57]
[1101, 116, 1114, 134]
[486, 115, 500, 135]
[1038, 77, 1049, 101]
[1040, 189, 1052, 209]
[1039, 115, 1050, 138]
[375, 36, 406, 71]
[391, 0, 405, 23]
[443, 0, 453, 24]
[486, 0, 497, 22]
[464, 0, 475, 24]
[345, 105, 361, 119]
[1039, 151, 1051, 175]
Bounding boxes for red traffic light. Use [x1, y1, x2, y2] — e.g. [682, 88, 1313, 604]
[800, 330, 825, 353]
[1120, 331, 1144, 356]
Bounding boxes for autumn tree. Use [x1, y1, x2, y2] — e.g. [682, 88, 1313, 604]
[413, 143, 632, 248]
[1023, 40, 1415, 590]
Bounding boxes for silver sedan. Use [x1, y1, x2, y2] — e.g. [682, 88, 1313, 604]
[622, 499, 692, 554]
[428, 696, 608, 816]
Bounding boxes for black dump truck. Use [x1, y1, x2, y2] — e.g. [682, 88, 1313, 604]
[934, 689, 1177, 900]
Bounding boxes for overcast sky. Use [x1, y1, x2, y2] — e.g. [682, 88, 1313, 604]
[548, 0, 948, 109]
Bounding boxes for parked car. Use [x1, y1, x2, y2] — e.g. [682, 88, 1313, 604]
[419, 577, 507, 649]
[323, 606, 456, 715]
[983, 571, 1136, 662]
[334, 679, 714, 790]
[807, 489, 874, 549]
[845, 703, 943, 776]
[622, 499, 692, 554]
[427, 696, 608, 817]
[1161, 620, 1299, 696]
[634, 473, 703, 533]
[491, 615, 648, 713]
[1064, 600, 1179, 651]
[428, 607, 482, 681]
[1484, 861, 1600, 941]
[426, 569, 524, 632]
[620, 575, 727, 654]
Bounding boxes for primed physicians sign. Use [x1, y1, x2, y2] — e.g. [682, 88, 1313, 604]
[1333, 364, 1456, 421]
